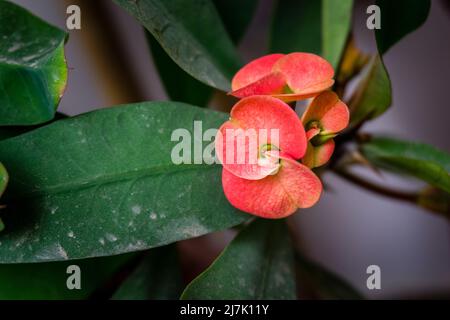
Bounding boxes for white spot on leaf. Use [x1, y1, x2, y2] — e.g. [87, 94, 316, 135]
[105, 233, 118, 242]
[131, 205, 141, 215]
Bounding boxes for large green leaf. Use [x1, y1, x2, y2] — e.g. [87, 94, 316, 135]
[181, 219, 297, 299]
[145, 0, 259, 106]
[0, 254, 132, 299]
[360, 137, 450, 193]
[112, 245, 182, 300]
[321, 0, 354, 69]
[146, 32, 212, 107]
[0, 0, 67, 126]
[375, 0, 431, 55]
[213, 0, 259, 44]
[113, 0, 241, 92]
[296, 252, 363, 299]
[271, 1, 321, 55]
[348, 55, 391, 125]
[351, 0, 430, 126]
[0, 102, 248, 263]
[271, 0, 353, 69]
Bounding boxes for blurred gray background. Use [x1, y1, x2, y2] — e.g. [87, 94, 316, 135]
[9, 0, 450, 298]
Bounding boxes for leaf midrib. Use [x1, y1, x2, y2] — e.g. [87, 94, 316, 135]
[9, 163, 219, 200]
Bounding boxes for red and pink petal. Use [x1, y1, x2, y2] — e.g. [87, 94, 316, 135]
[215, 96, 307, 179]
[231, 53, 285, 91]
[229, 72, 286, 98]
[222, 157, 322, 218]
[302, 140, 335, 168]
[229, 96, 307, 159]
[302, 91, 350, 134]
[274, 53, 334, 96]
[215, 120, 280, 180]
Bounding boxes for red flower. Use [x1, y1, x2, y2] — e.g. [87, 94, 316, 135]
[230, 53, 334, 102]
[215, 96, 322, 218]
[301, 91, 350, 168]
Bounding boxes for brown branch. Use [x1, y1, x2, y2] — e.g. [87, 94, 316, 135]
[333, 168, 419, 203]
[66, 0, 149, 104]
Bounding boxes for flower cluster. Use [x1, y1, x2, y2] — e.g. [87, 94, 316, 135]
[216, 53, 349, 218]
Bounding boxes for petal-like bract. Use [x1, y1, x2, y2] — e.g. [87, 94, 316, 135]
[273, 53, 334, 96]
[230, 52, 335, 101]
[230, 73, 286, 99]
[231, 53, 284, 91]
[302, 91, 349, 134]
[222, 156, 322, 218]
[302, 140, 335, 168]
[215, 96, 307, 180]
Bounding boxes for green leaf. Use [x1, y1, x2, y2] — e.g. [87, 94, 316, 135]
[181, 219, 297, 300]
[360, 137, 450, 193]
[348, 55, 392, 125]
[296, 252, 363, 299]
[112, 245, 183, 300]
[352, 0, 430, 126]
[375, 0, 431, 55]
[0, 101, 248, 263]
[146, 32, 212, 106]
[213, 0, 259, 44]
[271, 1, 321, 54]
[321, 0, 354, 69]
[0, 254, 133, 299]
[0, 0, 67, 126]
[145, 0, 259, 106]
[113, 0, 241, 92]
[146, 0, 258, 107]
[271, 0, 353, 69]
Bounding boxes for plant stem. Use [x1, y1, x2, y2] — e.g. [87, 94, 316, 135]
[333, 168, 419, 203]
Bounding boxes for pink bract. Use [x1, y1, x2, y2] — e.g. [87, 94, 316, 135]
[215, 95, 307, 180]
[222, 156, 322, 219]
[301, 91, 350, 168]
[230, 53, 334, 102]
[215, 96, 323, 218]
